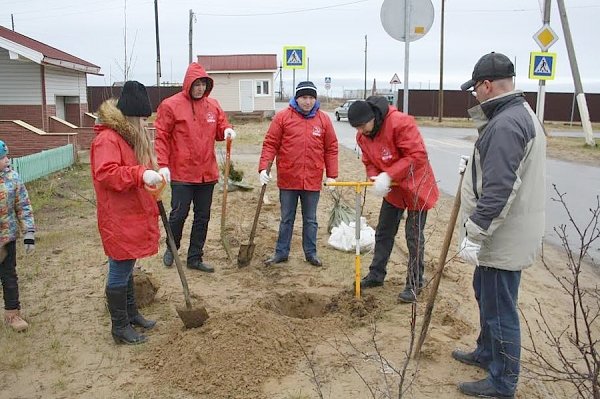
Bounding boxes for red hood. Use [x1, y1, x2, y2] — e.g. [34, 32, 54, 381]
[182, 63, 213, 100]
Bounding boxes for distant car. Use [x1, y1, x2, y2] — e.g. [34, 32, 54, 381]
[334, 99, 359, 121]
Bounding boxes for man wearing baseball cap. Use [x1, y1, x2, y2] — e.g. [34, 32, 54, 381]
[453, 52, 546, 398]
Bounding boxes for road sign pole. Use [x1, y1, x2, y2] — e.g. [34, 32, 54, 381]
[536, 0, 551, 123]
[403, 0, 410, 114]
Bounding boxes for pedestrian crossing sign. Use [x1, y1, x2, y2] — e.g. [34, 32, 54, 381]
[283, 46, 306, 69]
[529, 51, 557, 80]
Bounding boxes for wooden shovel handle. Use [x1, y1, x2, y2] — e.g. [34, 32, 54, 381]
[248, 161, 273, 245]
[414, 173, 464, 358]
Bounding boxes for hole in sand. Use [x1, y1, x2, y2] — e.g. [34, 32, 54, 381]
[259, 292, 329, 319]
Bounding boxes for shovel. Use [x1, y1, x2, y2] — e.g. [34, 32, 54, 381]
[147, 179, 209, 329]
[237, 161, 273, 267]
[414, 172, 464, 358]
[220, 138, 234, 263]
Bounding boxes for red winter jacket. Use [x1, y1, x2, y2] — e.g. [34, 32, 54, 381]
[258, 103, 338, 191]
[154, 63, 231, 183]
[91, 100, 159, 260]
[357, 102, 439, 211]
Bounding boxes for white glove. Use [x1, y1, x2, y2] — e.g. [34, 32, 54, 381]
[143, 170, 163, 186]
[325, 177, 336, 191]
[259, 169, 271, 186]
[24, 231, 35, 255]
[158, 167, 171, 183]
[459, 155, 470, 174]
[459, 237, 481, 266]
[224, 128, 236, 140]
[371, 172, 391, 197]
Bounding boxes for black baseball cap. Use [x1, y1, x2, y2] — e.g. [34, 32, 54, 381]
[460, 52, 515, 91]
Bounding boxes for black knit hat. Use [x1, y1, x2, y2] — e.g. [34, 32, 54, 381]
[117, 81, 152, 117]
[295, 81, 317, 99]
[461, 52, 515, 91]
[348, 100, 375, 127]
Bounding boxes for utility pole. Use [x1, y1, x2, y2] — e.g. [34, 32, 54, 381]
[123, 0, 128, 81]
[536, 0, 551, 123]
[364, 35, 367, 99]
[279, 62, 283, 101]
[437, 0, 445, 122]
[11, 14, 14, 30]
[556, 0, 595, 146]
[189, 10, 196, 64]
[307, 57, 310, 81]
[154, 0, 161, 87]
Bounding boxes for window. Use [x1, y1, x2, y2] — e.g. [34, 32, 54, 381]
[256, 80, 270, 96]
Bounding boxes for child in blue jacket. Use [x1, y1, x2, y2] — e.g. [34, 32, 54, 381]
[0, 140, 35, 332]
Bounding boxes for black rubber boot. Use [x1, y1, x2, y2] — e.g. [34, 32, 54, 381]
[126, 277, 156, 330]
[106, 286, 147, 345]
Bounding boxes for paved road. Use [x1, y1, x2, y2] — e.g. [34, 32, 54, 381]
[327, 111, 600, 258]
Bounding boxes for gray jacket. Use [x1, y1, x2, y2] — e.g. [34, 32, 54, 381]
[459, 90, 546, 271]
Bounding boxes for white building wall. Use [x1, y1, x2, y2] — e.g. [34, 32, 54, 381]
[0, 48, 42, 105]
[44, 66, 87, 105]
[210, 72, 275, 112]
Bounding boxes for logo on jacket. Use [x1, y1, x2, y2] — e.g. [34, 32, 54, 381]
[381, 147, 393, 162]
[206, 112, 216, 123]
[312, 126, 322, 137]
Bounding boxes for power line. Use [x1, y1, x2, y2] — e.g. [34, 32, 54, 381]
[447, 5, 599, 13]
[194, 0, 369, 17]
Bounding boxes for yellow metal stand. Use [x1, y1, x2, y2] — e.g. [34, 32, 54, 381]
[325, 181, 374, 299]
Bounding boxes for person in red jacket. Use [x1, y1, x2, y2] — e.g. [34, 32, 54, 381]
[91, 81, 163, 345]
[348, 96, 439, 303]
[258, 81, 338, 267]
[154, 63, 236, 273]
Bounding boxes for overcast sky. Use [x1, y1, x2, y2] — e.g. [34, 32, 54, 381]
[2, 0, 599, 97]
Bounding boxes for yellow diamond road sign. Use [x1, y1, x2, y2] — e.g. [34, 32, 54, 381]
[533, 24, 558, 51]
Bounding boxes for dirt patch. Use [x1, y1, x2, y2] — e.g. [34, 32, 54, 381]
[133, 268, 160, 308]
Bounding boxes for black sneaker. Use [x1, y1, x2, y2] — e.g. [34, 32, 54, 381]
[264, 255, 288, 266]
[359, 276, 384, 289]
[458, 378, 514, 398]
[451, 349, 487, 370]
[306, 256, 322, 267]
[187, 260, 214, 273]
[163, 249, 174, 267]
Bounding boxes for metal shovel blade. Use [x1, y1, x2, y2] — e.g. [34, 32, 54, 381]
[236, 161, 272, 268]
[237, 243, 255, 267]
[176, 302, 209, 329]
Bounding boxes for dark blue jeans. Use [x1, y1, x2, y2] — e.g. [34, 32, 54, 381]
[275, 189, 320, 259]
[367, 199, 427, 288]
[0, 241, 19, 310]
[107, 258, 135, 289]
[168, 182, 215, 263]
[472, 266, 521, 396]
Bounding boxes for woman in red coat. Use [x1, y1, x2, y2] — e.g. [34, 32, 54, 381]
[348, 96, 439, 303]
[91, 81, 163, 345]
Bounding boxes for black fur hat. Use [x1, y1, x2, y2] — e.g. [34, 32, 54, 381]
[117, 81, 152, 117]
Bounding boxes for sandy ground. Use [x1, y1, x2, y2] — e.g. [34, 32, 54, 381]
[0, 121, 597, 399]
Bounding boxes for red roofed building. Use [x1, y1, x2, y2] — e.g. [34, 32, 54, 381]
[0, 25, 101, 129]
[0, 25, 102, 156]
[198, 54, 277, 117]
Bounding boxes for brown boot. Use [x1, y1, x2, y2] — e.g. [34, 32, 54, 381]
[4, 309, 28, 332]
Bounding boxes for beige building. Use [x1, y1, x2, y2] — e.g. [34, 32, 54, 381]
[198, 54, 276, 118]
